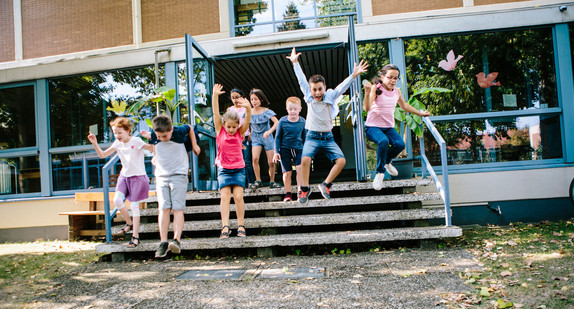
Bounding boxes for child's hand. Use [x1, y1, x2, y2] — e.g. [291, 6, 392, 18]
[263, 130, 272, 139]
[238, 97, 251, 108]
[192, 144, 201, 156]
[140, 130, 151, 140]
[419, 110, 431, 117]
[352, 59, 369, 78]
[87, 132, 97, 144]
[363, 80, 373, 90]
[213, 83, 225, 96]
[273, 153, 281, 163]
[286, 47, 301, 63]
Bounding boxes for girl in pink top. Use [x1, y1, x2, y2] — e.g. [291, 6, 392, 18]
[363, 64, 430, 190]
[212, 83, 251, 239]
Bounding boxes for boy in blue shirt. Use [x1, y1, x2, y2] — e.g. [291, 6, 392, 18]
[287, 47, 368, 204]
[273, 96, 306, 202]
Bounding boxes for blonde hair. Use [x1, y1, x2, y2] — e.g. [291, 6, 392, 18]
[286, 96, 301, 107]
[110, 117, 132, 134]
[222, 110, 240, 125]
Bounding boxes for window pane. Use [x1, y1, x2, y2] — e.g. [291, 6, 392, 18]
[49, 66, 159, 148]
[234, 0, 271, 26]
[275, 0, 314, 22]
[415, 114, 562, 166]
[405, 28, 557, 115]
[0, 85, 36, 149]
[0, 156, 40, 195]
[317, 0, 356, 17]
[235, 23, 274, 37]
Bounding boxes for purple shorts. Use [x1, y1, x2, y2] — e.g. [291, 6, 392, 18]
[116, 175, 150, 202]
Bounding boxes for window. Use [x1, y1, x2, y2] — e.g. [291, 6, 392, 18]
[0, 85, 36, 150]
[404, 27, 561, 166]
[233, 0, 358, 37]
[0, 156, 40, 195]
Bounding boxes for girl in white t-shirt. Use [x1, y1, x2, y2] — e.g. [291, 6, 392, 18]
[363, 64, 430, 190]
[88, 117, 154, 247]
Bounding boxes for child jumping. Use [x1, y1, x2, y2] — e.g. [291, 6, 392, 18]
[228, 88, 255, 187]
[212, 83, 251, 239]
[273, 96, 306, 202]
[146, 115, 200, 258]
[363, 64, 430, 190]
[87, 117, 154, 248]
[249, 88, 280, 189]
[287, 47, 368, 204]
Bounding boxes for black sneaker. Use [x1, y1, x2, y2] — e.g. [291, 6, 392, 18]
[298, 188, 311, 205]
[168, 239, 181, 254]
[318, 182, 331, 199]
[155, 242, 169, 258]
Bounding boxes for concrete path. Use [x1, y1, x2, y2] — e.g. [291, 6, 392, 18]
[29, 247, 481, 308]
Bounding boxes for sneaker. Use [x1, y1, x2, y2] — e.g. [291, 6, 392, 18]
[385, 163, 398, 177]
[297, 190, 302, 201]
[155, 242, 169, 258]
[373, 173, 385, 191]
[318, 182, 331, 199]
[283, 195, 292, 202]
[298, 188, 311, 205]
[168, 239, 181, 254]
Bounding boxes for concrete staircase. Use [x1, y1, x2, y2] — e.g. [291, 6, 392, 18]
[96, 178, 462, 260]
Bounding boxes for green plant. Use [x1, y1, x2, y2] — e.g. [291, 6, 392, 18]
[127, 86, 185, 127]
[394, 87, 451, 138]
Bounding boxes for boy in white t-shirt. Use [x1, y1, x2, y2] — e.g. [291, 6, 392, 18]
[88, 117, 154, 248]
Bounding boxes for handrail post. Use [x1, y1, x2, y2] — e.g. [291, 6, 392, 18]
[440, 142, 452, 226]
[419, 124, 427, 178]
[102, 154, 120, 243]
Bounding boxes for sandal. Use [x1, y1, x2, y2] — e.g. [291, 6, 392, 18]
[269, 181, 282, 188]
[220, 225, 231, 239]
[118, 223, 132, 235]
[237, 225, 246, 238]
[249, 180, 262, 190]
[127, 236, 140, 248]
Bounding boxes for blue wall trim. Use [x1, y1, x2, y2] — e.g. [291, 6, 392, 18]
[553, 24, 574, 163]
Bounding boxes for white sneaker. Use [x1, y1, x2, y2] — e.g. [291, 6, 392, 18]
[373, 173, 385, 191]
[385, 163, 398, 177]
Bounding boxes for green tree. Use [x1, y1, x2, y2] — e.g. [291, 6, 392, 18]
[277, 1, 307, 32]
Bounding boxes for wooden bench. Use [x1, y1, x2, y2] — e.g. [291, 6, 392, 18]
[59, 211, 106, 240]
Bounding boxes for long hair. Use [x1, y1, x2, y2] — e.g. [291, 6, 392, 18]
[249, 88, 270, 107]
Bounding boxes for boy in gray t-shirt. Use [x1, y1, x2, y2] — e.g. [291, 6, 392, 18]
[287, 47, 368, 204]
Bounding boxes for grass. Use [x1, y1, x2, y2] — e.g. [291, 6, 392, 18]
[441, 219, 574, 308]
[0, 241, 100, 307]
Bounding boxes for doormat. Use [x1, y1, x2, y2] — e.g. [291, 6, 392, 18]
[176, 269, 247, 280]
[257, 267, 326, 279]
[176, 267, 326, 280]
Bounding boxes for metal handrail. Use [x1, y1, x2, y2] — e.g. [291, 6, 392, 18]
[419, 117, 452, 227]
[102, 154, 119, 242]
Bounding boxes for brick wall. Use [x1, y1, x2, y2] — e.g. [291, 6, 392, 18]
[372, 0, 463, 15]
[475, 0, 529, 5]
[0, 1, 15, 62]
[141, 0, 220, 43]
[21, 0, 133, 59]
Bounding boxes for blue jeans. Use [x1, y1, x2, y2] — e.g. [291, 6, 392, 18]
[242, 137, 255, 184]
[365, 127, 405, 174]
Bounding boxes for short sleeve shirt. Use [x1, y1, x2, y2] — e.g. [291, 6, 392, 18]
[111, 137, 147, 177]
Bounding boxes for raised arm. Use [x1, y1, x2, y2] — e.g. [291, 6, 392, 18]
[212, 84, 225, 133]
[331, 60, 369, 100]
[396, 88, 431, 117]
[288, 47, 311, 101]
[238, 98, 252, 136]
[87, 132, 116, 158]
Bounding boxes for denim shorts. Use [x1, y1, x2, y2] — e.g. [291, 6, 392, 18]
[278, 148, 303, 173]
[251, 132, 275, 151]
[217, 168, 246, 190]
[301, 131, 344, 162]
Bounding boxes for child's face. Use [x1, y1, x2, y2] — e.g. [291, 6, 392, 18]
[112, 126, 130, 143]
[381, 69, 400, 90]
[231, 92, 242, 107]
[250, 94, 261, 108]
[154, 128, 173, 143]
[223, 120, 240, 135]
[309, 82, 326, 102]
[286, 103, 301, 118]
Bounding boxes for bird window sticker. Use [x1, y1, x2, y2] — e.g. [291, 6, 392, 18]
[438, 50, 463, 71]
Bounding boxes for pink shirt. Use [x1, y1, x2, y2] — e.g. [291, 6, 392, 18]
[365, 87, 399, 128]
[215, 128, 245, 169]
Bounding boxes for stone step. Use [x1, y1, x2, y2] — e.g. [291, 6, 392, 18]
[135, 193, 441, 217]
[142, 178, 434, 203]
[97, 226, 462, 253]
[120, 208, 446, 234]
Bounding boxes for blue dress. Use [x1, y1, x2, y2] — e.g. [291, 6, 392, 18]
[250, 109, 276, 150]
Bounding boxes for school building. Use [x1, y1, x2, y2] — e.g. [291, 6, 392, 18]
[1, 0, 573, 242]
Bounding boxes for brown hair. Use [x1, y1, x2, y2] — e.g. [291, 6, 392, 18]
[286, 96, 301, 107]
[152, 115, 173, 133]
[249, 88, 270, 107]
[222, 110, 240, 125]
[372, 77, 383, 96]
[309, 74, 325, 85]
[110, 117, 132, 134]
[378, 64, 400, 78]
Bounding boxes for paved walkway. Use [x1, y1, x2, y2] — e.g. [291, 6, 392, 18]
[29, 247, 480, 308]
